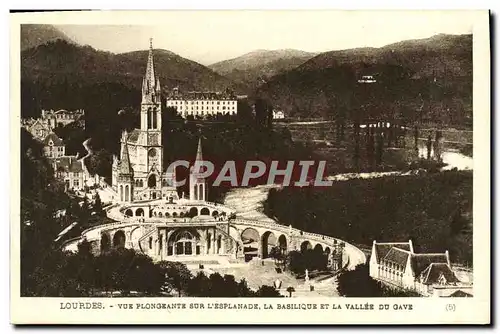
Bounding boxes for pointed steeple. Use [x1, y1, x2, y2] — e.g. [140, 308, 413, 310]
[195, 137, 203, 162]
[119, 131, 132, 175]
[142, 38, 160, 102]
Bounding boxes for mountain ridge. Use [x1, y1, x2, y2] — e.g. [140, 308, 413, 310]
[21, 24, 76, 50]
[256, 33, 472, 126]
[209, 48, 319, 89]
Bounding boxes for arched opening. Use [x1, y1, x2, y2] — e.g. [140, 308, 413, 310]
[194, 184, 198, 200]
[198, 184, 204, 201]
[139, 179, 143, 187]
[125, 209, 133, 217]
[241, 228, 260, 262]
[147, 108, 152, 129]
[148, 174, 157, 188]
[206, 233, 211, 254]
[217, 235, 222, 254]
[278, 234, 287, 252]
[314, 244, 324, 254]
[200, 207, 210, 216]
[158, 212, 163, 217]
[165, 212, 170, 217]
[149, 237, 153, 249]
[152, 108, 158, 129]
[135, 179, 140, 187]
[189, 207, 198, 217]
[325, 247, 331, 256]
[100, 233, 110, 254]
[172, 212, 178, 217]
[179, 212, 185, 218]
[119, 185, 123, 202]
[212, 210, 219, 217]
[136, 208, 144, 217]
[300, 240, 312, 253]
[149, 209, 153, 218]
[124, 185, 129, 201]
[167, 229, 200, 256]
[261, 231, 277, 259]
[113, 230, 126, 249]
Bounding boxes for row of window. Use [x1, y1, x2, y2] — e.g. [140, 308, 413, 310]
[176, 106, 235, 111]
[167, 100, 236, 105]
[181, 111, 236, 116]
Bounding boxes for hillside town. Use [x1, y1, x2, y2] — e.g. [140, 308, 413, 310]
[19, 27, 474, 300]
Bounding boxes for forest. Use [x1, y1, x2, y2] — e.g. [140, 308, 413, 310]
[264, 169, 473, 265]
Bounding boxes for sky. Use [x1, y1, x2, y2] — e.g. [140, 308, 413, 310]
[55, 11, 474, 65]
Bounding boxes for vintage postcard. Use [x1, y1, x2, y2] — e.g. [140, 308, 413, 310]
[10, 10, 490, 325]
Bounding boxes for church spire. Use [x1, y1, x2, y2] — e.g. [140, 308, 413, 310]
[195, 137, 203, 162]
[142, 38, 160, 102]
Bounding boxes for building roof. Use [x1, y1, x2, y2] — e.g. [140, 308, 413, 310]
[448, 290, 473, 297]
[419, 263, 460, 285]
[52, 156, 84, 173]
[383, 247, 410, 267]
[167, 90, 236, 100]
[410, 253, 449, 277]
[127, 129, 141, 144]
[373, 242, 412, 263]
[42, 132, 64, 146]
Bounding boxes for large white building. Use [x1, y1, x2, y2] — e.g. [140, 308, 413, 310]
[369, 240, 472, 297]
[166, 88, 238, 118]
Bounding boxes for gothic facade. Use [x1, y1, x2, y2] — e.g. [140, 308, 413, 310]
[112, 40, 175, 202]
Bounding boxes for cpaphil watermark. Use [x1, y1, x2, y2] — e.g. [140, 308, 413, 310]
[166, 160, 333, 188]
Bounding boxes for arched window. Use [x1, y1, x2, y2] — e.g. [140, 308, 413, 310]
[198, 184, 204, 200]
[148, 174, 157, 188]
[120, 185, 123, 202]
[124, 185, 129, 201]
[174, 230, 197, 255]
[152, 109, 158, 129]
[147, 108, 152, 129]
[194, 184, 198, 200]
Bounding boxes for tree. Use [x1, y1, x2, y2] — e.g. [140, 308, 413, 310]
[426, 134, 433, 160]
[375, 130, 384, 167]
[93, 192, 103, 215]
[269, 246, 284, 267]
[254, 285, 282, 297]
[336, 263, 382, 297]
[287, 250, 305, 275]
[158, 261, 192, 297]
[286, 286, 295, 298]
[254, 98, 271, 130]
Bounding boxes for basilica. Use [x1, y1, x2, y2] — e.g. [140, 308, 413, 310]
[111, 39, 204, 203]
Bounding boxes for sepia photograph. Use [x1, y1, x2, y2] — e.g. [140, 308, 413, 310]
[10, 9, 490, 325]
